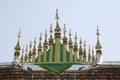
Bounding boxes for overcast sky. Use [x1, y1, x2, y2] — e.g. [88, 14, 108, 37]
[0, 0, 120, 62]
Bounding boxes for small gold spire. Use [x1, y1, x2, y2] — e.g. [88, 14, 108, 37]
[88, 44, 91, 62]
[95, 26, 102, 49]
[80, 37, 82, 45]
[30, 41, 32, 49]
[49, 24, 54, 45]
[84, 40, 86, 47]
[29, 41, 32, 56]
[26, 44, 28, 53]
[55, 8, 59, 20]
[63, 24, 67, 36]
[83, 40, 86, 62]
[69, 29, 73, 48]
[21, 46, 24, 63]
[22, 46, 24, 54]
[96, 25, 100, 36]
[69, 29, 72, 37]
[24, 44, 28, 62]
[79, 37, 83, 51]
[74, 32, 78, 52]
[34, 37, 36, 45]
[75, 32, 77, 40]
[38, 33, 42, 51]
[33, 37, 36, 55]
[45, 30, 47, 40]
[18, 29, 21, 41]
[92, 46, 95, 62]
[50, 24, 53, 34]
[44, 30, 48, 47]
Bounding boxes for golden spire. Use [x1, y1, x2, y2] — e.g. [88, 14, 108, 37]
[49, 24, 54, 45]
[38, 33, 42, 51]
[95, 26, 102, 50]
[83, 40, 86, 62]
[24, 44, 28, 62]
[79, 37, 83, 51]
[63, 24, 67, 36]
[69, 29, 73, 48]
[44, 30, 48, 47]
[74, 32, 78, 52]
[54, 9, 61, 38]
[21, 46, 24, 63]
[14, 29, 21, 58]
[29, 41, 32, 57]
[50, 24, 53, 35]
[92, 46, 95, 62]
[55, 8, 59, 20]
[33, 37, 36, 55]
[63, 24, 67, 44]
[88, 45, 91, 62]
[15, 29, 21, 51]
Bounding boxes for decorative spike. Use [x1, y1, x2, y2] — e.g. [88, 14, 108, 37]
[40, 33, 42, 41]
[50, 24, 53, 34]
[33, 37, 36, 55]
[88, 44, 91, 62]
[49, 24, 54, 45]
[83, 40, 86, 62]
[95, 26, 102, 49]
[92, 46, 95, 62]
[63, 24, 67, 36]
[26, 44, 28, 53]
[55, 8, 59, 20]
[25, 44, 28, 61]
[45, 30, 47, 40]
[69, 29, 73, 48]
[96, 25, 100, 36]
[69, 29, 72, 37]
[80, 37, 82, 45]
[75, 32, 77, 40]
[38, 33, 42, 51]
[18, 29, 21, 41]
[84, 40, 86, 47]
[14, 29, 21, 59]
[21, 46, 24, 63]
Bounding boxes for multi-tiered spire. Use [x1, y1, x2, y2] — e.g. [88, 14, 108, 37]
[95, 26, 102, 62]
[14, 29, 21, 60]
[14, 9, 102, 65]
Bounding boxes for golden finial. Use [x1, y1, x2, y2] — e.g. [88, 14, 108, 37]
[84, 40, 86, 47]
[18, 29, 21, 41]
[69, 29, 72, 37]
[89, 44, 90, 52]
[80, 37, 82, 45]
[22, 46, 24, 54]
[40, 33, 42, 41]
[34, 37, 36, 46]
[75, 32, 77, 40]
[55, 8, 59, 20]
[38, 33, 42, 51]
[96, 25, 100, 36]
[26, 44, 28, 53]
[92, 46, 94, 53]
[95, 25, 102, 49]
[30, 41, 32, 49]
[63, 24, 67, 35]
[45, 30, 47, 39]
[50, 24, 53, 34]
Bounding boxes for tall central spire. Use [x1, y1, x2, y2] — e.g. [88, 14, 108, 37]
[95, 26, 102, 50]
[14, 29, 21, 60]
[55, 8, 59, 20]
[54, 9, 61, 36]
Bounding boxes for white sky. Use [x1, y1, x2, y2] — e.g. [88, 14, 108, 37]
[0, 0, 120, 62]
